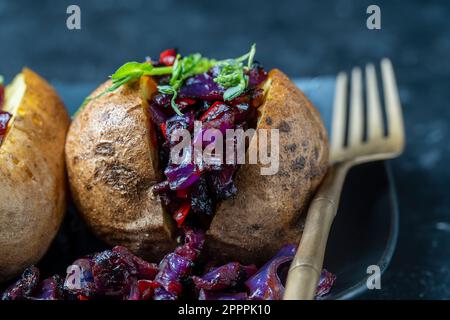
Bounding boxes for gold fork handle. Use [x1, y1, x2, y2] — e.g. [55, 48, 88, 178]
[283, 162, 350, 300]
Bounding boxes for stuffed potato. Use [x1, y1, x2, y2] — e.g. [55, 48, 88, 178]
[206, 69, 328, 264]
[66, 46, 328, 263]
[0, 69, 69, 282]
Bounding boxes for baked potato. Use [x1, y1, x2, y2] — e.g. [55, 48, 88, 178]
[65, 81, 177, 260]
[65, 47, 328, 264]
[0, 68, 69, 282]
[205, 69, 328, 264]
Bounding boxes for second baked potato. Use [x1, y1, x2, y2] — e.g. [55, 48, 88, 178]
[0, 69, 69, 282]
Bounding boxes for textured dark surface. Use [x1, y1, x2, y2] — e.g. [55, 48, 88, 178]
[1, 0, 449, 299]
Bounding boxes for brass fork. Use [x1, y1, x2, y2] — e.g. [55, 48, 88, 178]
[283, 59, 405, 300]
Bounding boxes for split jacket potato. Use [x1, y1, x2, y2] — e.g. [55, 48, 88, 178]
[65, 48, 329, 265]
[0, 69, 69, 281]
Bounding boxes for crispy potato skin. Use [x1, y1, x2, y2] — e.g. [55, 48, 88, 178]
[0, 68, 69, 282]
[65, 81, 176, 261]
[205, 69, 329, 265]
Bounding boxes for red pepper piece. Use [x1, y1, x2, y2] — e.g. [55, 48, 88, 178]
[176, 98, 196, 107]
[167, 281, 183, 296]
[160, 122, 167, 139]
[200, 101, 228, 122]
[173, 202, 191, 227]
[138, 280, 159, 300]
[159, 49, 177, 66]
[176, 188, 189, 199]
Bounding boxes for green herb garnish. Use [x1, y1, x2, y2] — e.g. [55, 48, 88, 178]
[75, 62, 173, 117]
[214, 60, 248, 101]
[214, 43, 256, 101]
[76, 44, 257, 117]
[158, 53, 216, 115]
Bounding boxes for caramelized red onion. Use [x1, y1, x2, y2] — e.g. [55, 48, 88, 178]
[245, 244, 297, 300]
[0, 111, 11, 145]
[0, 82, 11, 145]
[1, 266, 40, 300]
[153, 227, 205, 300]
[192, 262, 257, 291]
[2, 241, 334, 300]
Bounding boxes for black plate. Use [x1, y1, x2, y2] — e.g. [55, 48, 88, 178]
[323, 161, 399, 299]
[20, 78, 400, 299]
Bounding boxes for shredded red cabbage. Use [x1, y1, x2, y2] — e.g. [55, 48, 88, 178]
[316, 269, 337, 299]
[63, 258, 95, 296]
[2, 241, 334, 300]
[150, 53, 268, 227]
[0, 111, 12, 145]
[153, 227, 205, 300]
[245, 244, 297, 300]
[178, 68, 225, 101]
[1, 266, 40, 300]
[192, 262, 257, 291]
[29, 276, 64, 300]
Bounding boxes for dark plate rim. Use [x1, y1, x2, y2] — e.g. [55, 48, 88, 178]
[325, 161, 400, 300]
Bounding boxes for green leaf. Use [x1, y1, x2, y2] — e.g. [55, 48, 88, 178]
[74, 44, 257, 117]
[247, 43, 256, 69]
[214, 61, 243, 88]
[223, 75, 248, 101]
[0, 75, 4, 85]
[111, 62, 153, 81]
[169, 91, 182, 116]
[110, 62, 172, 88]
[108, 75, 133, 92]
[169, 55, 182, 87]
[157, 53, 216, 115]
[168, 53, 215, 90]
[157, 85, 175, 95]
[157, 85, 182, 116]
[213, 44, 256, 100]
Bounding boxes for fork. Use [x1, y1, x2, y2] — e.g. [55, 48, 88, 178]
[283, 59, 405, 300]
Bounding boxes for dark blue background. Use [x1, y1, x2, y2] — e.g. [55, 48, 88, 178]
[1, 0, 449, 299]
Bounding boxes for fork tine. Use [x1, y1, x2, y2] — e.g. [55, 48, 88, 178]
[348, 67, 363, 146]
[330, 72, 348, 158]
[365, 64, 384, 139]
[381, 59, 405, 149]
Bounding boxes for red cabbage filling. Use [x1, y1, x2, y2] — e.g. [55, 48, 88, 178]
[149, 50, 268, 228]
[0, 83, 12, 146]
[2, 241, 335, 300]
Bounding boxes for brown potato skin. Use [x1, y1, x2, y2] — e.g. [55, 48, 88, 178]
[205, 69, 329, 265]
[0, 68, 69, 282]
[65, 81, 176, 261]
